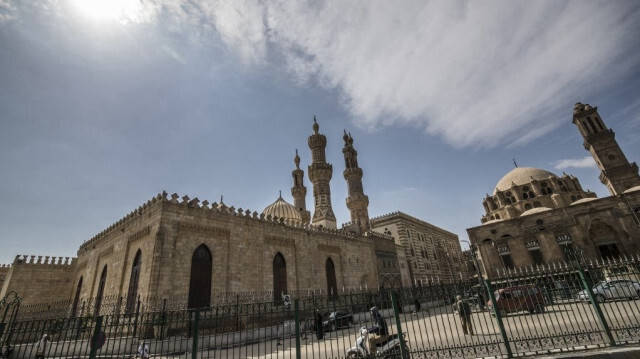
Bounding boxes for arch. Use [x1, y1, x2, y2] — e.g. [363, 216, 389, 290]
[188, 244, 212, 309]
[326, 258, 338, 298]
[588, 219, 623, 260]
[380, 276, 393, 289]
[273, 252, 288, 303]
[392, 276, 402, 288]
[126, 250, 142, 314]
[71, 276, 83, 317]
[95, 265, 107, 316]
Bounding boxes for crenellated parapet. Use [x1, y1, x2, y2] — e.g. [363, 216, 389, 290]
[80, 191, 361, 252]
[12, 255, 75, 266]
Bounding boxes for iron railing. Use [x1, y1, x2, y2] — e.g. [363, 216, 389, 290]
[3, 256, 640, 358]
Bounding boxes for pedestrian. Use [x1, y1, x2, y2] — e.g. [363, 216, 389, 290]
[367, 306, 388, 355]
[455, 295, 474, 335]
[35, 334, 49, 359]
[137, 341, 149, 359]
[315, 311, 324, 340]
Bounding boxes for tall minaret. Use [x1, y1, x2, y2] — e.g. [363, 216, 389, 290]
[307, 117, 337, 228]
[342, 131, 370, 233]
[291, 149, 311, 224]
[573, 102, 640, 195]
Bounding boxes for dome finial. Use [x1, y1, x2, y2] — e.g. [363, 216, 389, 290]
[513, 158, 518, 168]
[294, 149, 300, 168]
[279, 190, 282, 198]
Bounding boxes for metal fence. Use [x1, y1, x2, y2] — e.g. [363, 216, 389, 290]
[2, 256, 640, 358]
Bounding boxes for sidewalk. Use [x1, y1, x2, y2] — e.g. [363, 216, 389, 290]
[536, 346, 640, 359]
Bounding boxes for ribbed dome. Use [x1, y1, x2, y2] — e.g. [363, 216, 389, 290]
[262, 196, 303, 222]
[494, 167, 559, 194]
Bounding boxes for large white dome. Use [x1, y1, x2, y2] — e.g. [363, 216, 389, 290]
[494, 167, 559, 194]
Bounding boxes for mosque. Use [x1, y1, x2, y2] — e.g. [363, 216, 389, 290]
[0, 119, 464, 311]
[467, 103, 640, 278]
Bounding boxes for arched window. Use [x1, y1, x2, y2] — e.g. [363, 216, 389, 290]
[273, 253, 288, 304]
[95, 265, 107, 316]
[188, 245, 212, 309]
[326, 258, 337, 298]
[71, 276, 83, 317]
[126, 250, 142, 314]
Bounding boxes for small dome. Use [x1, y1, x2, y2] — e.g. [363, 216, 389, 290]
[623, 185, 640, 194]
[262, 196, 303, 222]
[494, 167, 559, 194]
[520, 207, 553, 216]
[570, 197, 598, 205]
[483, 218, 505, 225]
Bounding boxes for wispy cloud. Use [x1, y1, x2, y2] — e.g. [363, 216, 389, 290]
[552, 156, 597, 170]
[7, 0, 639, 149]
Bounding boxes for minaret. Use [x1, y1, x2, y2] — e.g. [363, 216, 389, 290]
[307, 117, 337, 228]
[342, 131, 370, 233]
[291, 149, 311, 224]
[573, 102, 640, 195]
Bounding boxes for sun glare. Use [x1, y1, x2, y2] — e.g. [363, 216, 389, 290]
[71, 0, 143, 22]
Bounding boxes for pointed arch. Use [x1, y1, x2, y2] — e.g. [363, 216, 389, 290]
[126, 250, 142, 314]
[188, 244, 212, 309]
[326, 257, 337, 298]
[94, 265, 107, 316]
[273, 252, 287, 303]
[71, 276, 83, 317]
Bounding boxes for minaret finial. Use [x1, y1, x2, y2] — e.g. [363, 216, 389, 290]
[220, 195, 223, 203]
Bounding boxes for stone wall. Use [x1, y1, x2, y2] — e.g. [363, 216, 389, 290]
[0, 255, 76, 305]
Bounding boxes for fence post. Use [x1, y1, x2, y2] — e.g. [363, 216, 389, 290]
[578, 269, 616, 346]
[390, 291, 408, 357]
[485, 279, 512, 358]
[89, 316, 103, 359]
[191, 309, 200, 359]
[133, 297, 141, 338]
[294, 299, 301, 359]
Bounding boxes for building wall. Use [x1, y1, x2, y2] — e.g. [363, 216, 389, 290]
[69, 192, 379, 306]
[468, 190, 640, 279]
[371, 211, 465, 285]
[0, 256, 76, 305]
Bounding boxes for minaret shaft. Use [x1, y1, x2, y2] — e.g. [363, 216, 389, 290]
[343, 132, 370, 233]
[573, 103, 640, 195]
[308, 118, 337, 228]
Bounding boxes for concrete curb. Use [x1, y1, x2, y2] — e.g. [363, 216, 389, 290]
[535, 346, 640, 359]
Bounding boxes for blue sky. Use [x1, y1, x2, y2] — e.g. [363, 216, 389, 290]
[1, 1, 639, 264]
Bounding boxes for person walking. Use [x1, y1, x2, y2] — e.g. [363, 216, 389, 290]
[367, 306, 388, 355]
[456, 295, 474, 335]
[137, 341, 149, 359]
[35, 334, 49, 359]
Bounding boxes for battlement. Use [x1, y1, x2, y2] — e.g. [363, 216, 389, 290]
[79, 191, 361, 252]
[0, 263, 11, 268]
[12, 255, 75, 266]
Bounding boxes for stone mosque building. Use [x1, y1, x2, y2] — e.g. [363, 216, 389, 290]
[1, 119, 464, 309]
[468, 103, 640, 278]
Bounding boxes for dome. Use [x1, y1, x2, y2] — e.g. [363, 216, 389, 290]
[570, 197, 598, 205]
[623, 185, 640, 194]
[520, 207, 553, 216]
[494, 167, 559, 195]
[262, 196, 303, 222]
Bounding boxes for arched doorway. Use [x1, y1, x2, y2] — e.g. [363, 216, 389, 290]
[273, 253, 287, 303]
[188, 244, 212, 309]
[126, 250, 142, 314]
[95, 265, 107, 316]
[589, 219, 621, 259]
[71, 276, 83, 317]
[326, 258, 338, 298]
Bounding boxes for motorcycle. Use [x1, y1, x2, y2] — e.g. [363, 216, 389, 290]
[346, 326, 410, 358]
